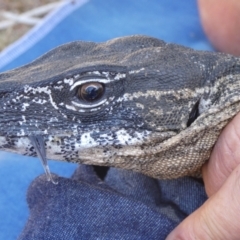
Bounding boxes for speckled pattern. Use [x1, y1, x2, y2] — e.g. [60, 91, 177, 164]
[0, 35, 240, 178]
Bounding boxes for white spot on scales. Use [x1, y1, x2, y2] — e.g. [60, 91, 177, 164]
[23, 85, 59, 110]
[21, 103, 30, 111]
[63, 78, 74, 85]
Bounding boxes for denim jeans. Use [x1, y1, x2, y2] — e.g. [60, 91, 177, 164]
[19, 165, 207, 240]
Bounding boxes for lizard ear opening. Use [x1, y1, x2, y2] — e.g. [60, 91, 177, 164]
[187, 99, 200, 127]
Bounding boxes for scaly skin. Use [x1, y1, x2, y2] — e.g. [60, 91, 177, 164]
[0, 35, 240, 179]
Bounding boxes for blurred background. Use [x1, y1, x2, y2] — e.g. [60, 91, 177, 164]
[0, 0, 57, 50]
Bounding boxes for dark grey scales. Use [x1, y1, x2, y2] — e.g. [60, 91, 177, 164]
[0, 35, 240, 179]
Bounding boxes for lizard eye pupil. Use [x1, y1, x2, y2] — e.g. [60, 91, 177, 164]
[78, 82, 104, 102]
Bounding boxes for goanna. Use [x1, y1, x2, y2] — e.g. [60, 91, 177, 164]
[0, 35, 240, 179]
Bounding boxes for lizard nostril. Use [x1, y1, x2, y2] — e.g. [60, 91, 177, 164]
[187, 99, 200, 127]
[77, 82, 105, 102]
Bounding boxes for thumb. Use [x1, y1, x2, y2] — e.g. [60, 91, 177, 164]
[203, 112, 240, 196]
[166, 163, 240, 240]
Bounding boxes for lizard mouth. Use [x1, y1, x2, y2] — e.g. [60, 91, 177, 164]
[0, 127, 152, 183]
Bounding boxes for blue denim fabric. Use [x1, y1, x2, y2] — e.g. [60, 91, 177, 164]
[19, 165, 207, 239]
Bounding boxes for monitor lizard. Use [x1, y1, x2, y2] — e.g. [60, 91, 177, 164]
[0, 35, 240, 180]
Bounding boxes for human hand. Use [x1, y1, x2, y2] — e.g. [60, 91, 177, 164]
[198, 0, 240, 56]
[166, 113, 240, 239]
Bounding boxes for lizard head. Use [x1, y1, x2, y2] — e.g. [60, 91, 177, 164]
[1, 35, 240, 179]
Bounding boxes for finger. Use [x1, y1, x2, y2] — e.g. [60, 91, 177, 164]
[198, 0, 240, 56]
[166, 163, 240, 240]
[203, 112, 240, 196]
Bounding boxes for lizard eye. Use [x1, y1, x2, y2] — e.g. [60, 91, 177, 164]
[77, 82, 104, 102]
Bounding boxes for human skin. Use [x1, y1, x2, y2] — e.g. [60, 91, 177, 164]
[166, 114, 240, 240]
[198, 0, 240, 56]
[166, 1, 240, 238]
